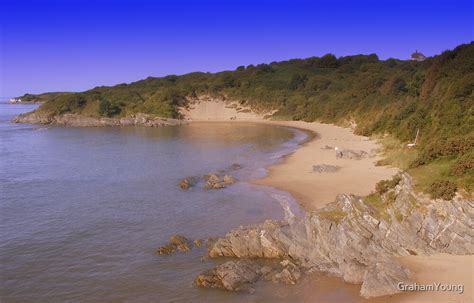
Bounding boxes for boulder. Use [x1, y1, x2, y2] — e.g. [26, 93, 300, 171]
[223, 175, 237, 185]
[179, 177, 198, 190]
[157, 234, 193, 254]
[195, 260, 262, 292]
[360, 260, 413, 298]
[270, 260, 301, 285]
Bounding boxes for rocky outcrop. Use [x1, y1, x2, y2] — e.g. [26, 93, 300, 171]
[179, 177, 199, 190]
[204, 173, 237, 189]
[195, 260, 262, 292]
[14, 112, 186, 127]
[312, 164, 341, 173]
[195, 258, 303, 292]
[200, 173, 473, 298]
[179, 164, 241, 190]
[157, 235, 193, 255]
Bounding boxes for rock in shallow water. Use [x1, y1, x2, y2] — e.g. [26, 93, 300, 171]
[195, 260, 261, 292]
[157, 234, 193, 255]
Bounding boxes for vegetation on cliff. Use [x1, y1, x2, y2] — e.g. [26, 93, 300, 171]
[19, 42, 474, 193]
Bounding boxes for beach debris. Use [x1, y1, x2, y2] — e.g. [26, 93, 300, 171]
[312, 164, 341, 173]
[157, 234, 193, 255]
[321, 145, 334, 150]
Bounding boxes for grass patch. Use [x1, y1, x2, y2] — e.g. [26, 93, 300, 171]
[375, 136, 419, 170]
[318, 210, 347, 224]
[408, 158, 455, 193]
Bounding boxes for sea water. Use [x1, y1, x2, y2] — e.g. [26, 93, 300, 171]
[1, 102, 312, 302]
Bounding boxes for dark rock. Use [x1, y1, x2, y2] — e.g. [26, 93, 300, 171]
[179, 177, 198, 190]
[228, 163, 242, 171]
[157, 234, 193, 254]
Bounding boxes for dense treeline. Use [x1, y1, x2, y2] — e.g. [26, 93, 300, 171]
[22, 42, 474, 193]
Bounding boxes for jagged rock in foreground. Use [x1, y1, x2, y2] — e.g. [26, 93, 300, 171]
[14, 112, 186, 127]
[195, 258, 302, 292]
[201, 173, 473, 298]
[195, 260, 261, 292]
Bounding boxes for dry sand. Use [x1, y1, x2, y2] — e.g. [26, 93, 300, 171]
[181, 99, 473, 303]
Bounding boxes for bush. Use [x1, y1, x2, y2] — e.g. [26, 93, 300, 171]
[451, 152, 474, 176]
[375, 175, 402, 195]
[428, 180, 457, 200]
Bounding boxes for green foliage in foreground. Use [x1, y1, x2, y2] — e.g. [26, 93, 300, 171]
[21, 42, 474, 193]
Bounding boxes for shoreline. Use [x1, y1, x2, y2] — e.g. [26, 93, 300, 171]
[249, 120, 472, 303]
[12, 102, 473, 302]
[203, 119, 472, 303]
[252, 120, 398, 211]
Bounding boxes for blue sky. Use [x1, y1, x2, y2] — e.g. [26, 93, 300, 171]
[1, 0, 473, 97]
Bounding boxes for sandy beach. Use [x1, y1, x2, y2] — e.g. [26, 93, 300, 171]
[182, 99, 473, 303]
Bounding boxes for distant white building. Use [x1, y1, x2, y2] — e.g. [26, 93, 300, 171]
[411, 50, 426, 61]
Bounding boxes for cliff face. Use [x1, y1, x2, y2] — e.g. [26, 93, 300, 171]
[14, 112, 186, 127]
[204, 173, 473, 298]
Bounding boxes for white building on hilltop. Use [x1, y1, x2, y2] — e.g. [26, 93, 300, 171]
[411, 50, 426, 61]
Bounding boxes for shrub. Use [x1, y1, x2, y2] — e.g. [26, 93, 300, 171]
[375, 175, 402, 195]
[428, 180, 457, 200]
[451, 152, 474, 176]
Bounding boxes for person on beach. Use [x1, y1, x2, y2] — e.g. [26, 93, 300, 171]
[335, 147, 342, 159]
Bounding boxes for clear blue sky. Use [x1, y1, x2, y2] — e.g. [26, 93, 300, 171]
[1, 0, 473, 97]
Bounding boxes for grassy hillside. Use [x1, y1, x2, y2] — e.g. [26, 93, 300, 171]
[20, 42, 474, 195]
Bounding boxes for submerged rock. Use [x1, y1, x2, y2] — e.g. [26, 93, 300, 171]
[157, 234, 193, 255]
[195, 260, 261, 292]
[223, 175, 237, 185]
[179, 177, 199, 190]
[204, 173, 238, 189]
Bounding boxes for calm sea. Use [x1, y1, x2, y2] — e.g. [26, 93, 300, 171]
[0, 102, 311, 302]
